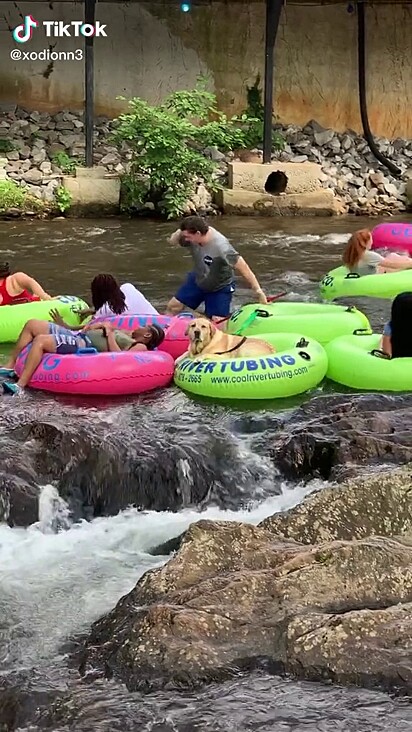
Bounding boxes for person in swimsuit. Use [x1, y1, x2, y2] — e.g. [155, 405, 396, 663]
[342, 230, 412, 275]
[0, 319, 165, 395]
[381, 292, 412, 359]
[77, 273, 158, 322]
[0, 261, 52, 305]
[166, 216, 267, 319]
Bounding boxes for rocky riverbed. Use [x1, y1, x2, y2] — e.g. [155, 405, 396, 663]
[1, 106, 411, 216]
[78, 464, 412, 696]
[2, 392, 412, 529]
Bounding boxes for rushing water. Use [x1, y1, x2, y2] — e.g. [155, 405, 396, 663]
[1, 215, 412, 730]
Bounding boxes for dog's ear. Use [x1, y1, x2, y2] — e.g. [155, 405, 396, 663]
[208, 321, 216, 340]
[185, 324, 192, 336]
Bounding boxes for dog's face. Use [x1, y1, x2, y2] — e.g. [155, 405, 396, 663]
[185, 318, 216, 353]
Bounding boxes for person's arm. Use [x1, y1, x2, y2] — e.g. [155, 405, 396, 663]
[82, 321, 118, 333]
[78, 307, 96, 322]
[12, 272, 52, 300]
[169, 229, 191, 248]
[234, 256, 267, 304]
[105, 328, 122, 352]
[381, 334, 392, 356]
[381, 255, 412, 271]
[50, 309, 80, 331]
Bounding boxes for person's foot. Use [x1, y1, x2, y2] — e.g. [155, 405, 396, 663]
[0, 367, 16, 379]
[2, 381, 23, 396]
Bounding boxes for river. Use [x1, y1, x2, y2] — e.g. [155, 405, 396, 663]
[0, 215, 412, 731]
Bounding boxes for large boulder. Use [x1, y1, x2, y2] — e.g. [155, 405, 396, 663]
[261, 465, 412, 543]
[77, 466, 412, 695]
[0, 415, 232, 526]
[270, 393, 412, 480]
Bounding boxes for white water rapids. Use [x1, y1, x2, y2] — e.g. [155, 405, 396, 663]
[0, 478, 317, 673]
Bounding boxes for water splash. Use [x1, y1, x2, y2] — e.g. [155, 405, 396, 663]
[0, 478, 319, 671]
[37, 485, 72, 534]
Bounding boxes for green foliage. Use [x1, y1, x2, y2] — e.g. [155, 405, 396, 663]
[51, 151, 83, 174]
[0, 180, 44, 213]
[113, 78, 263, 219]
[241, 75, 284, 152]
[0, 139, 16, 154]
[54, 185, 72, 213]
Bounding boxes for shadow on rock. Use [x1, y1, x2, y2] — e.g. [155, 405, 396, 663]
[76, 465, 412, 696]
[270, 393, 412, 481]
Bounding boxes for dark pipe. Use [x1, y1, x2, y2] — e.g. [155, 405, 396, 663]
[263, 0, 283, 163]
[84, 0, 96, 167]
[357, 1, 401, 177]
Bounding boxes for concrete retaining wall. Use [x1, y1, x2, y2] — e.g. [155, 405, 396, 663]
[1, 2, 412, 138]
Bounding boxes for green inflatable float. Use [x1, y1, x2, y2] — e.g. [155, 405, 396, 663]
[0, 295, 88, 343]
[320, 265, 412, 300]
[174, 332, 328, 400]
[225, 301, 370, 345]
[326, 332, 412, 392]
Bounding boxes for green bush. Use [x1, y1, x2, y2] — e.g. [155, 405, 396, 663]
[241, 75, 284, 151]
[0, 180, 44, 214]
[113, 78, 264, 219]
[54, 185, 72, 213]
[51, 151, 82, 174]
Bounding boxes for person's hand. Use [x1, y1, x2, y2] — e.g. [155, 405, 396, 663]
[43, 294, 53, 301]
[169, 229, 182, 246]
[255, 289, 267, 305]
[50, 308, 65, 326]
[77, 308, 94, 323]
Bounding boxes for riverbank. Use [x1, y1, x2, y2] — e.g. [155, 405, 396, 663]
[1, 107, 411, 218]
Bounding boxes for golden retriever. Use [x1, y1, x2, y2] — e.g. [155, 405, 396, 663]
[176, 317, 275, 362]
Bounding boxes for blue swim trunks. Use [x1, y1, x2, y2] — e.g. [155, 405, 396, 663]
[175, 272, 235, 318]
[48, 323, 91, 354]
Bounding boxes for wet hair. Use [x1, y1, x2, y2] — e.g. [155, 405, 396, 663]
[180, 216, 209, 236]
[146, 324, 165, 350]
[342, 229, 371, 269]
[390, 292, 412, 359]
[0, 262, 11, 278]
[91, 274, 126, 315]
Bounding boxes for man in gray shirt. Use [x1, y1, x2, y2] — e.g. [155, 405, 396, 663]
[166, 216, 267, 318]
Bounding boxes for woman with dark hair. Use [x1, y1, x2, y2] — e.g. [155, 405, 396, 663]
[0, 261, 52, 305]
[342, 230, 412, 275]
[80, 274, 158, 320]
[381, 292, 412, 359]
[1, 320, 165, 395]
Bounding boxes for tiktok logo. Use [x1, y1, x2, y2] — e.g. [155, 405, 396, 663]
[12, 15, 38, 43]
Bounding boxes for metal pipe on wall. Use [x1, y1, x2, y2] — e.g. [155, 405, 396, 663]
[357, 1, 401, 177]
[263, 0, 283, 163]
[84, 0, 96, 167]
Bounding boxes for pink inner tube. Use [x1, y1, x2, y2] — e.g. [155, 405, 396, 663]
[15, 345, 175, 396]
[91, 313, 192, 359]
[372, 223, 412, 254]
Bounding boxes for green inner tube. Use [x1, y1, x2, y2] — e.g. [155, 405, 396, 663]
[174, 332, 328, 400]
[225, 301, 370, 345]
[320, 265, 412, 300]
[326, 332, 412, 392]
[0, 295, 89, 343]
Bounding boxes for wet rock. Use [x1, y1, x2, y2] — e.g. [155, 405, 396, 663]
[261, 465, 412, 543]
[0, 416, 236, 527]
[270, 393, 412, 481]
[77, 470, 412, 694]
